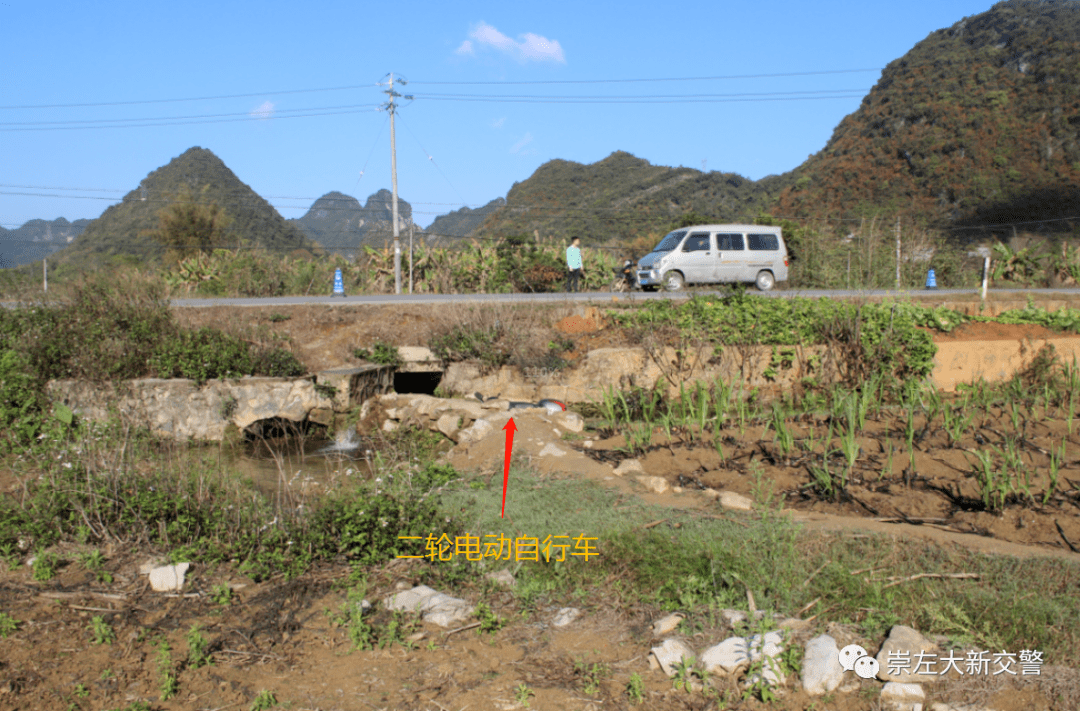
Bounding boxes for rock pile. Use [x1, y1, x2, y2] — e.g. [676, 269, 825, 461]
[368, 393, 584, 443]
[643, 614, 1008, 711]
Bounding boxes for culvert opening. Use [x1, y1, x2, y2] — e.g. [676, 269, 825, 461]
[243, 417, 320, 443]
[394, 371, 443, 395]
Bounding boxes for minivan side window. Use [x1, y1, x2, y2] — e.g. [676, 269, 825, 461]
[682, 233, 711, 252]
[748, 233, 780, 251]
[716, 233, 745, 251]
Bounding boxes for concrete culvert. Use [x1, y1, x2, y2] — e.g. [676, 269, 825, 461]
[393, 371, 443, 395]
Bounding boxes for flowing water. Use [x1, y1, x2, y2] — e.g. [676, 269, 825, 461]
[228, 428, 375, 496]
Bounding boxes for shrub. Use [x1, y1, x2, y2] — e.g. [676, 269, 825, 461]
[0, 350, 45, 442]
[429, 324, 508, 370]
[150, 328, 254, 381]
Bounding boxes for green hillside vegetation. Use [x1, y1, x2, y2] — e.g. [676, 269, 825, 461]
[473, 151, 791, 248]
[779, 0, 1080, 231]
[50, 147, 315, 272]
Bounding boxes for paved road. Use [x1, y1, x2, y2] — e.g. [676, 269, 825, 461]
[166, 287, 1080, 308]
[5, 287, 1079, 310]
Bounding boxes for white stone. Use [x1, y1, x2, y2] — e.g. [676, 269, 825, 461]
[431, 399, 485, 420]
[876, 625, 938, 682]
[552, 607, 581, 627]
[538, 443, 567, 457]
[555, 411, 584, 433]
[613, 459, 645, 477]
[747, 631, 785, 663]
[650, 639, 697, 677]
[881, 682, 925, 711]
[424, 600, 474, 628]
[384, 584, 440, 613]
[148, 563, 190, 592]
[802, 634, 845, 696]
[719, 491, 754, 511]
[383, 585, 474, 628]
[485, 569, 516, 588]
[701, 637, 750, 674]
[744, 664, 786, 689]
[637, 475, 669, 494]
[382, 419, 399, 432]
[436, 413, 461, 439]
[652, 613, 685, 636]
[457, 418, 493, 444]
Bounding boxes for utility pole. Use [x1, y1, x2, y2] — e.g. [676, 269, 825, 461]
[43, 257, 47, 293]
[379, 73, 413, 294]
[895, 216, 901, 290]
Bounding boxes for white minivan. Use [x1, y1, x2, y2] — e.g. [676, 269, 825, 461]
[636, 224, 789, 292]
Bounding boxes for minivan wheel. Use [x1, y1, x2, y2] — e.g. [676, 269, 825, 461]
[663, 271, 686, 292]
[755, 270, 776, 291]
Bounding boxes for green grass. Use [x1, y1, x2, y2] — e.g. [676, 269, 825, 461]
[0, 418, 457, 583]
[439, 467, 1080, 666]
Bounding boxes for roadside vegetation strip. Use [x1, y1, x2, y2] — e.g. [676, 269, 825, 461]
[440, 468, 1080, 668]
[0, 272, 306, 447]
[607, 293, 1080, 389]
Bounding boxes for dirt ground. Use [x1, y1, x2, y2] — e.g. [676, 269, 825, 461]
[2, 297, 1078, 710]
[1, 545, 1073, 711]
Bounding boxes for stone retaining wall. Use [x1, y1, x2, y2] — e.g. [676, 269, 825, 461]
[47, 364, 393, 441]
[438, 344, 836, 403]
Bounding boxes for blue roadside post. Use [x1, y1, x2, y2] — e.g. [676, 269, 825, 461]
[333, 268, 345, 297]
[925, 268, 937, 290]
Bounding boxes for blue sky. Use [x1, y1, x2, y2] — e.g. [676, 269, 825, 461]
[2, 0, 998, 231]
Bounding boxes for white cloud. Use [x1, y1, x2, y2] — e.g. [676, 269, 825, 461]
[461, 21, 565, 63]
[250, 101, 274, 120]
[491, 117, 506, 129]
[510, 132, 533, 154]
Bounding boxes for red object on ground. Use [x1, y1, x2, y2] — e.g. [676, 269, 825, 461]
[501, 418, 517, 518]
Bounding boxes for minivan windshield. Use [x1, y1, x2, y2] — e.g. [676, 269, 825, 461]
[651, 230, 686, 253]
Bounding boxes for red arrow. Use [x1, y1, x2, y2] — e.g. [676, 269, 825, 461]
[501, 417, 517, 518]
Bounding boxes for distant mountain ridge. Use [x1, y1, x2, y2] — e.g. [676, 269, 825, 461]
[0, 217, 91, 268]
[14, 0, 1080, 271]
[50, 147, 314, 268]
[290, 189, 421, 256]
[426, 197, 506, 240]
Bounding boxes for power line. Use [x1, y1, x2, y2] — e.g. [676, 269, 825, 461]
[408, 69, 883, 85]
[408, 88, 869, 101]
[0, 103, 381, 128]
[408, 93, 867, 105]
[0, 84, 378, 110]
[0, 69, 883, 110]
[0, 107, 380, 132]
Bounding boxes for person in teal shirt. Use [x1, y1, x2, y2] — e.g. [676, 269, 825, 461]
[565, 237, 583, 292]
